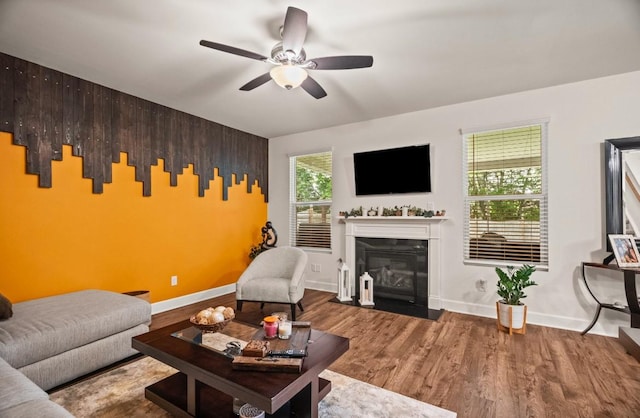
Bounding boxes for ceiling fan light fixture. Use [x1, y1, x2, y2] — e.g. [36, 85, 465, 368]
[270, 65, 308, 90]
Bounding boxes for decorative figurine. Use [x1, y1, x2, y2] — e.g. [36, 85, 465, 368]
[261, 221, 277, 249]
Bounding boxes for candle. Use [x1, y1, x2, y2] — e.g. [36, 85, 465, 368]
[263, 316, 278, 339]
[278, 320, 292, 339]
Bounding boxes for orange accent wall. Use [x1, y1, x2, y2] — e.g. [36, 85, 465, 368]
[0, 132, 267, 303]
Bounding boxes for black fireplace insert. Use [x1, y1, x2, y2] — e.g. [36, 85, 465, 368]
[355, 237, 436, 318]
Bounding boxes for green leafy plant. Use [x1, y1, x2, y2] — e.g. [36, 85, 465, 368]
[496, 264, 537, 305]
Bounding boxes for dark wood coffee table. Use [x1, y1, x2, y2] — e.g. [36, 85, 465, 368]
[132, 319, 349, 418]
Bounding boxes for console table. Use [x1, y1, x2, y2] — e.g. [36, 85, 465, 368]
[581, 262, 640, 335]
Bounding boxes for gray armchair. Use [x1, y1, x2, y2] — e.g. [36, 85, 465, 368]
[236, 246, 308, 321]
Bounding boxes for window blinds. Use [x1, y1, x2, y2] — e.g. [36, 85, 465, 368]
[289, 151, 332, 250]
[463, 123, 548, 267]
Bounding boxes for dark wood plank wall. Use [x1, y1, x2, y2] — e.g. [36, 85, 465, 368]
[0, 52, 269, 201]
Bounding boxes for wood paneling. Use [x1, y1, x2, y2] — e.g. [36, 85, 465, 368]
[0, 53, 14, 132]
[0, 52, 268, 200]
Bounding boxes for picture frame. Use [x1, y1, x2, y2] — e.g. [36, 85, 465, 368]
[608, 234, 640, 267]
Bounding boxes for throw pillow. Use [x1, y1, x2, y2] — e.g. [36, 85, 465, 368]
[0, 293, 13, 320]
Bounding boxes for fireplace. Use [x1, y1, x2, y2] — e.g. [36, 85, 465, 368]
[355, 237, 428, 309]
[342, 216, 447, 319]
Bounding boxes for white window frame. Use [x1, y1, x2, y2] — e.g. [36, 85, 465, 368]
[462, 119, 549, 270]
[289, 150, 333, 253]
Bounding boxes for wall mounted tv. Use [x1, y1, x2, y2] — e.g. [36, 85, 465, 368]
[354, 144, 431, 196]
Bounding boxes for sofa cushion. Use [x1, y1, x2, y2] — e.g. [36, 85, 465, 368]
[1, 399, 74, 418]
[19, 323, 148, 391]
[0, 290, 151, 369]
[0, 357, 47, 411]
[0, 293, 12, 320]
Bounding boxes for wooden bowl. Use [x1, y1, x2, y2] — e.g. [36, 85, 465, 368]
[189, 314, 234, 333]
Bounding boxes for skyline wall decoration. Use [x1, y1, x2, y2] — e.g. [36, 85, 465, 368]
[0, 52, 268, 200]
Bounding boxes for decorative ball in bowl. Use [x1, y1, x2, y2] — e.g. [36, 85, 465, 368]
[190, 306, 235, 333]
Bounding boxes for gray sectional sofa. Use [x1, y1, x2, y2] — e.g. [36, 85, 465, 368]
[0, 289, 152, 417]
[0, 356, 73, 417]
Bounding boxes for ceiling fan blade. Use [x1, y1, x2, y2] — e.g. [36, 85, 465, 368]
[239, 73, 272, 91]
[281, 7, 308, 56]
[301, 76, 327, 99]
[200, 40, 268, 61]
[310, 55, 374, 70]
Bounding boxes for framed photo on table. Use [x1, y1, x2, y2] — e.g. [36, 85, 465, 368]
[608, 234, 640, 267]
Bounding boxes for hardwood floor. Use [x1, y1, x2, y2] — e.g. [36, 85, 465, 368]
[151, 290, 640, 417]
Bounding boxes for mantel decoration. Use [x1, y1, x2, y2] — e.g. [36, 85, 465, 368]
[339, 206, 446, 218]
[495, 264, 537, 335]
[249, 221, 277, 260]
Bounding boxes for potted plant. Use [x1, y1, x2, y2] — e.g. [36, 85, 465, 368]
[495, 264, 537, 333]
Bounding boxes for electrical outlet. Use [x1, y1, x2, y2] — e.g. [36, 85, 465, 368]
[315, 263, 321, 272]
[171, 275, 178, 286]
[478, 279, 487, 292]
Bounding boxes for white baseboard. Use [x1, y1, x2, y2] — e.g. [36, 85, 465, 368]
[152, 282, 334, 315]
[441, 298, 619, 337]
[151, 284, 236, 315]
[150, 284, 622, 338]
[306, 280, 337, 293]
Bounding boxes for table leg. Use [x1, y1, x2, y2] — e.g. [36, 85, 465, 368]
[290, 377, 319, 418]
[624, 270, 640, 329]
[187, 375, 196, 416]
[581, 304, 602, 335]
[581, 263, 606, 335]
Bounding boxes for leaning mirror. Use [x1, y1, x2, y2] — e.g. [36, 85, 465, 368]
[604, 136, 640, 256]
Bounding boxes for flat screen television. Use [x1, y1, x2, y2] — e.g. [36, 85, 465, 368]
[354, 144, 431, 196]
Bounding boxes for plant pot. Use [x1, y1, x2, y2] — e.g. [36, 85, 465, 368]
[496, 301, 527, 334]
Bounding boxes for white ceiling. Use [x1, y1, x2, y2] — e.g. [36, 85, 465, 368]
[1, 0, 640, 139]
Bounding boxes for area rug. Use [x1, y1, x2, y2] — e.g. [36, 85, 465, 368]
[50, 356, 456, 418]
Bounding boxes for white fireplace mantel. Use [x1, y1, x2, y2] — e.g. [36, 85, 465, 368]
[340, 216, 448, 310]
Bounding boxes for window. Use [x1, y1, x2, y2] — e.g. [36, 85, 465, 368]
[462, 121, 548, 268]
[290, 151, 332, 250]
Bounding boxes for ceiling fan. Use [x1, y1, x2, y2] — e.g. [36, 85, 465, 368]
[199, 6, 373, 99]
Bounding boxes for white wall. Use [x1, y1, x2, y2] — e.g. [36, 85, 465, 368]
[268, 71, 640, 336]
